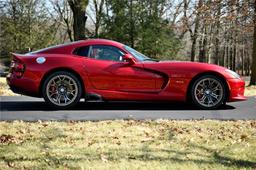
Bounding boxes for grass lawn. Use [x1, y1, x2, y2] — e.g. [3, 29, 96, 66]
[244, 85, 256, 96]
[0, 77, 17, 96]
[0, 120, 256, 169]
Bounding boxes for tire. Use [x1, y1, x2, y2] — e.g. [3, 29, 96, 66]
[190, 75, 226, 109]
[42, 71, 82, 109]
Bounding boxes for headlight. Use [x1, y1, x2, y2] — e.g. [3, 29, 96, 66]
[225, 69, 240, 79]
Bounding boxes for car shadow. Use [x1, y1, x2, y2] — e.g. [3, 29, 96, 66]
[0, 101, 235, 111]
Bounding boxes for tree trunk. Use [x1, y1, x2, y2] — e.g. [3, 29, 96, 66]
[242, 47, 244, 76]
[199, 27, 207, 62]
[68, 0, 88, 41]
[247, 56, 250, 76]
[229, 45, 233, 70]
[214, 35, 220, 65]
[129, 0, 134, 48]
[198, 35, 203, 62]
[225, 44, 229, 68]
[63, 18, 73, 41]
[190, 17, 200, 62]
[232, 43, 236, 71]
[221, 46, 225, 66]
[214, 0, 221, 65]
[250, 0, 256, 85]
[94, 0, 104, 38]
[190, 0, 202, 62]
[191, 37, 197, 61]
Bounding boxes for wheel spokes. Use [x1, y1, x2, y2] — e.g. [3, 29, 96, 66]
[194, 78, 223, 107]
[46, 75, 78, 106]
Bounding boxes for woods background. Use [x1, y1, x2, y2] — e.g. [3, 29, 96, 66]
[0, 0, 255, 85]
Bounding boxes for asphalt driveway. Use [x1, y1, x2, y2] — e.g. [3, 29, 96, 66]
[0, 96, 255, 121]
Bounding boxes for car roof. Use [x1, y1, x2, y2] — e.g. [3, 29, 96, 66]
[79, 39, 125, 48]
[29, 39, 127, 55]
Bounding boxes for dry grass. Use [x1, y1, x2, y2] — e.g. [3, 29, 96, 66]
[245, 85, 256, 96]
[0, 77, 17, 96]
[0, 120, 256, 169]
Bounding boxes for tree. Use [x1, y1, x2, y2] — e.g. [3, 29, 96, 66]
[0, 0, 57, 65]
[189, 0, 201, 62]
[250, 0, 256, 85]
[87, 0, 105, 37]
[68, 0, 88, 40]
[51, 0, 73, 42]
[101, 0, 180, 59]
[101, 0, 131, 44]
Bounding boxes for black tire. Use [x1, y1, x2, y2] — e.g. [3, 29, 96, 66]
[190, 75, 226, 109]
[42, 71, 82, 109]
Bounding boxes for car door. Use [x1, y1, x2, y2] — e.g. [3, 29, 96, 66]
[78, 45, 162, 92]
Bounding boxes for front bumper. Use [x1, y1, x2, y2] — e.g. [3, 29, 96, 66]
[227, 78, 247, 102]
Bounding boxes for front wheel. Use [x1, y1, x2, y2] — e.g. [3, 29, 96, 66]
[42, 71, 82, 109]
[191, 75, 226, 109]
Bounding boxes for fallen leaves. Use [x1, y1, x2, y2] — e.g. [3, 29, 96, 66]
[87, 139, 96, 146]
[250, 121, 256, 128]
[141, 138, 154, 143]
[0, 120, 255, 169]
[7, 161, 15, 168]
[17, 129, 26, 134]
[240, 134, 248, 141]
[116, 141, 121, 145]
[0, 134, 18, 144]
[100, 154, 108, 162]
[170, 127, 184, 134]
[144, 131, 150, 137]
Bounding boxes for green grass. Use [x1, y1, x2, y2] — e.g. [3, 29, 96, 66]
[1, 120, 256, 169]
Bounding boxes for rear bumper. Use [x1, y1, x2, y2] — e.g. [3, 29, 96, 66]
[6, 73, 40, 97]
[227, 78, 247, 102]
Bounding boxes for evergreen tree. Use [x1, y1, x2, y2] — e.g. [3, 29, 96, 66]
[100, 0, 181, 59]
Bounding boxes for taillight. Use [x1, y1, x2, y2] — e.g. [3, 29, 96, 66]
[10, 59, 25, 78]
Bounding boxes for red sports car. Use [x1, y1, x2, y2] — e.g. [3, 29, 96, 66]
[7, 39, 246, 109]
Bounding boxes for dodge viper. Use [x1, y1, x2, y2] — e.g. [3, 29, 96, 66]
[7, 39, 246, 109]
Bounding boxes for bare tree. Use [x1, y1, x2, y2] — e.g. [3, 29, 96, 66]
[68, 0, 88, 40]
[250, 0, 256, 85]
[51, 0, 73, 41]
[87, 0, 104, 37]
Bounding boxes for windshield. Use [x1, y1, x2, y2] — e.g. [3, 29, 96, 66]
[124, 45, 155, 62]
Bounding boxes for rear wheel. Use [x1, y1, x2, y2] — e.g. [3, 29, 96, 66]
[191, 75, 226, 109]
[42, 71, 82, 109]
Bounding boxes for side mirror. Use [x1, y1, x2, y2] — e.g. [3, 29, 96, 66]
[122, 54, 136, 65]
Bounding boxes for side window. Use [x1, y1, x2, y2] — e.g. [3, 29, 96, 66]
[74, 46, 89, 57]
[89, 45, 124, 62]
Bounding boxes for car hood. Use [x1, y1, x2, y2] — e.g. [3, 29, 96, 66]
[142, 61, 229, 78]
[143, 60, 225, 70]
